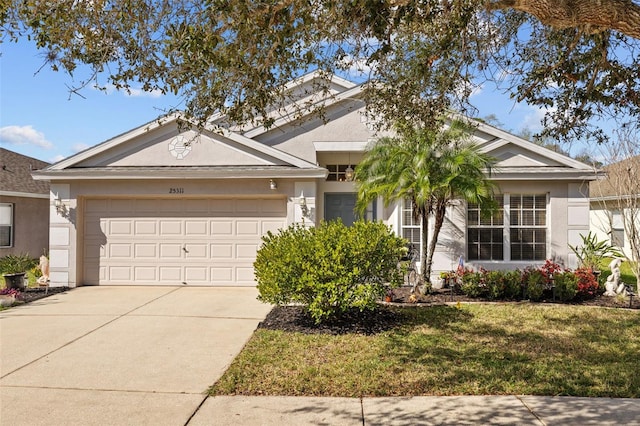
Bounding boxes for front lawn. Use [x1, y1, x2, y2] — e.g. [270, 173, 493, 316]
[210, 304, 640, 398]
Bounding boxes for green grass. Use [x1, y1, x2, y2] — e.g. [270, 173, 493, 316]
[210, 304, 640, 398]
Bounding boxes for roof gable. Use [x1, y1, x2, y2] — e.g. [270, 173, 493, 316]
[42, 114, 322, 177]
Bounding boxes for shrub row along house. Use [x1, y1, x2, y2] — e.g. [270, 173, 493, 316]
[31, 73, 598, 288]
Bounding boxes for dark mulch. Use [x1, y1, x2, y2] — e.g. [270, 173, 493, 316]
[12, 287, 71, 305]
[258, 304, 404, 335]
[389, 286, 639, 309]
[258, 285, 639, 336]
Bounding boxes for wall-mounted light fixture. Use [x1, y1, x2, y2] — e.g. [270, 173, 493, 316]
[299, 196, 310, 218]
[269, 179, 277, 190]
[53, 197, 66, 215]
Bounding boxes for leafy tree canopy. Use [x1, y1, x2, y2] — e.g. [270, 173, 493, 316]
[2, 0, 639, 142]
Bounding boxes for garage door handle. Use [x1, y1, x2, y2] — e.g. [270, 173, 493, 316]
[183, 247, 189, 253]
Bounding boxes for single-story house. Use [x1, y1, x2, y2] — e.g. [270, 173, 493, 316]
[0, 148, 50, 258]
[589, 155, 639, 261]
[32, 73, 598, 288]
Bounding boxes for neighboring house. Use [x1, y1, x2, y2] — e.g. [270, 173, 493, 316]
[32, 73, 597, 288]
[0, 148, 50, 258]
[589, 155, 640, 261]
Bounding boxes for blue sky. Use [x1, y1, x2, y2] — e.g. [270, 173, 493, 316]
[2, 38, 565, 164]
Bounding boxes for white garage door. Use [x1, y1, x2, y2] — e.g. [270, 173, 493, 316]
[82, 197, 286, 286]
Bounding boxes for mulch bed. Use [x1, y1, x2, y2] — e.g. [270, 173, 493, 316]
[258, 286, 639, 335]
[10, 287, 71, 305]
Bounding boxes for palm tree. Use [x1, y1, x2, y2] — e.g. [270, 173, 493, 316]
[355, 119, 496, 291]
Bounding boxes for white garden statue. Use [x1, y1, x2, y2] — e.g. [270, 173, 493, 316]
[37, 255, 49, 286]
[604, 258, 627, 296]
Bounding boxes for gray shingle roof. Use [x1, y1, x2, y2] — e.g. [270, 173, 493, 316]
[0, 148, 50, 194]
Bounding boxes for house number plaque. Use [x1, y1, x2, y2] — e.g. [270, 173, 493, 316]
[169, 188, 184, 194]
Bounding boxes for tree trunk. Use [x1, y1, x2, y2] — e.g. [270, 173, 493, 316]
[487, 0, 640, 39]
[425, 202, 447, 289]
[420, 210, 430, 286]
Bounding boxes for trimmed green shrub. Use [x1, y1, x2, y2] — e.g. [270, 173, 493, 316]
[503, 270, 523, 300]
[254, 220, 406, 323]
[460, 270, 486, 298]
[523, 268, 545, 301]
[553, 271, 578, 302]
[485, 270, 506, 300]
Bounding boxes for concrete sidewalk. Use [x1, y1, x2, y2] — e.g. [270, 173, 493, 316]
[1, 287, 638, 425]
[189, 395, 640, 425]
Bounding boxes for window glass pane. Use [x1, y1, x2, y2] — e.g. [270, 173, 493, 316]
[534, 195, 546, 209]
[510, 210, 520, 226]
[0, 204, 11, 225]
[522, 196, 534, 209]
[468, 244, 478, 260]
[0, 226, 10, 247]
[467, 210, 478, 226]
[522, 211, 534, 226]
[534, 244, 546, 260]
[492, 228, 503, 242]
[535, 210, 546, 226]
[535, 229, 546, 243]
[511, 195, 521, 209]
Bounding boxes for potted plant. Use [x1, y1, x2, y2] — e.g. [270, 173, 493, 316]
[0, 254, 36, 290]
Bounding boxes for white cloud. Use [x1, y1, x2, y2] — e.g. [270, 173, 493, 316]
[0, 125, 53, 149]
[519, 105, 554, 132]
[71, 143, 90, 153]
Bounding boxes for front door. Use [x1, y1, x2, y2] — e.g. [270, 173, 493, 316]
[324, 193, 358, 226]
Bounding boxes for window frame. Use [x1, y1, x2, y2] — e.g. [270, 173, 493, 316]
[400, 198, 421, 253]
[467, 193, 549, 262]
[0, 203, 14, 248]
[611, 210, 625, 248]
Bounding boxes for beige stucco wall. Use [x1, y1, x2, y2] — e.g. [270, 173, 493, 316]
[590, 201, 639, 260]
[0, 195, 49, 259]
[431, 180, 591, 277]
[256, 100, 376, 163]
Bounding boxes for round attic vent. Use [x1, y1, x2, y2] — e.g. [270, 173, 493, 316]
[168, 136, 192, 160]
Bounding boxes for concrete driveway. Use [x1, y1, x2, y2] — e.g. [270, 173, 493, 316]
[0, 286, 272, 426]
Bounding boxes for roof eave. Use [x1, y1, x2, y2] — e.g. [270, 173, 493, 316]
[32, 167, 328, 181]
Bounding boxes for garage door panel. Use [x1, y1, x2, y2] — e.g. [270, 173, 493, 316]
[185, 221, 208, 235]
[109, 243, 132, 258]
[134, 267, 157, 281]
[236, 267, 256, 283]
[185, 267, 208, 282]
[109, 221, 132, 235]
[135, 221, 157, 235]
[134, 244, 157, 258]
[185, 244, 207, 258]
[159, 267, 181, 281]
[160, 221, 182, 235]
[160, 244, 183, 258]
[211, 244, 233, 259]
[236, 244, 259, 259]
[236, 221, 259, 236]
[83, 197, 286, 286]
[211, 221, 233, 235]
[109, 266, 132, 281]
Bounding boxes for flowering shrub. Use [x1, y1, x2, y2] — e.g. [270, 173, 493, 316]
[523, 268, 545, 301]
[0, 288, 20, 297]
[575, 267, 600, 300]
[540, 259, 564, 289]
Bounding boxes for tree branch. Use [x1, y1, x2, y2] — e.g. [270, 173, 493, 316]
[487, 0, 640, 39]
